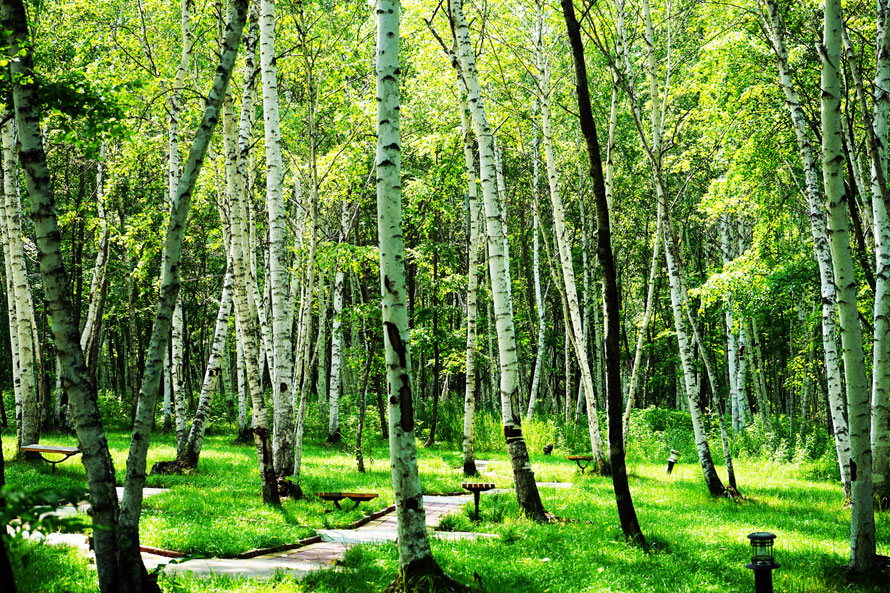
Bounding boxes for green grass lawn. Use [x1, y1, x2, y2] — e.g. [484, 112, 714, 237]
[4, 429, 889, 592]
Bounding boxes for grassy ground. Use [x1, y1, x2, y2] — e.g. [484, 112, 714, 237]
[4, 429, 890, 592]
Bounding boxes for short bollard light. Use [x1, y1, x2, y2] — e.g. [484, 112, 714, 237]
[746, 532, 780, 593]
[665, 449, 680, 475]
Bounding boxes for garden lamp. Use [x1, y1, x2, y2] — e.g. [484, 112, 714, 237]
[746, 532, 779, 593]
[665, 449, 680, 475]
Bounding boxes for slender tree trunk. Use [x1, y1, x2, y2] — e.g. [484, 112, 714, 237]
[762, 0, 851, 497]
[821, 0, 876, 569]
[536, 12, 606, 469]
[527, 99, 546, 421]
[842, 7, 890, 510]
[623, 210, 662, 443]
[80, 143, 110, 388]
[1, 116, 38, 452]
[562, 0, 646, 544]
[166, 0, 194, 460]
[450, 0, 547, 521]
[869, 0, 890, 510]
[375, 5, 464, 588]
[327, 205, 350, 444]
[460, 95, 482, 476]
[179, 261, 233, 468]
[260, 0, 294, 477]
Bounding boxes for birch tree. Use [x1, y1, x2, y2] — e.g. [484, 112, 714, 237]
[1, 0, 249, 589]
[375, 3, 472, 589]
[821, 0, 876, 569]
[449, 0, 548, 520]
[760, 0, 851, 497]
[460, 92, 482, 475]
[0, 115, 38, 451]
[260, 0, 294, 477]
[535, 3, 606, 470]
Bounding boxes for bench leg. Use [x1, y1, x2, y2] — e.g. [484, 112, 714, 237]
[333, 500, 343, 510]
[473, 491, 481, 520]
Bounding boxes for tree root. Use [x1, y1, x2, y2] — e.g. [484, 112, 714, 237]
[277, 476, 302, 499]
[383, 559, 481, 593]
[149, 459, 193, 475]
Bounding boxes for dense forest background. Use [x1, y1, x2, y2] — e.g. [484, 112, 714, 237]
[1, 0, 889, 571]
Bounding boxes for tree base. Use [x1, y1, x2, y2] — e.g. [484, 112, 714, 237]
[150, 459, 194, 475]
[841, 554, 890, 587]
[383, 558, 480, 593]
[277, 476, 302, 499]
[326, 430, 342, 445]
[463, 459, 478, 477]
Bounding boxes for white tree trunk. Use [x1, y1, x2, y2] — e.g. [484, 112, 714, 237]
[1, 116, 38, 450]
[376, 1, 438, 577]
[315, 276, 330, 406]
[0, 123, 23, 444]
[260, 0, 294, 477]
[870, 0, 890, 508]
[526, 123, 545, 420]
[327, 203, 351, 443]
[821, 0, 875, 568]
[762, 0, 851, 496]
[450, 0, 546, 519]
[180, 259, 233, 466]
[536, 42, 605, 466]
[623, 211, 662, 443]
[460, 94, 482, 474]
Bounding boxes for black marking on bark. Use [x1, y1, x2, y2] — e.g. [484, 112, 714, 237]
[504, 425, 522, 443]
[404, 495, 420, 511]
[851, 460, 857, 481]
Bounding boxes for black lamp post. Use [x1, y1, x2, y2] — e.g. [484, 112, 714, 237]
[665, 449, 680, 474]
[746, 532, 779, 593]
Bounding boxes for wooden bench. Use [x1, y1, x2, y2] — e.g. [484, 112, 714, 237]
[316, 492, 379, 510]
[20, 444, 81, 474]
[566, 455, 594, 473]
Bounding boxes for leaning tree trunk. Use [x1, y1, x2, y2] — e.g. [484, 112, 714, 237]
[166, 0, 195, 459]
[623, 211, 661, 444]
[375, 5, 467, 590]
[450, 0, 547, 521]
[821, 0, 876, 570]
[762, 0, 851, 498]
[179, 260, 233, 468]
[662, 205, 726, 497]
[536, 12, 606, 470]
[260, 0, 294, 477]
[562, 0, 646, 544]
[117, 0, 252, 585]
[80, 143, 110, 387]
[527, 101, 546, 421]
